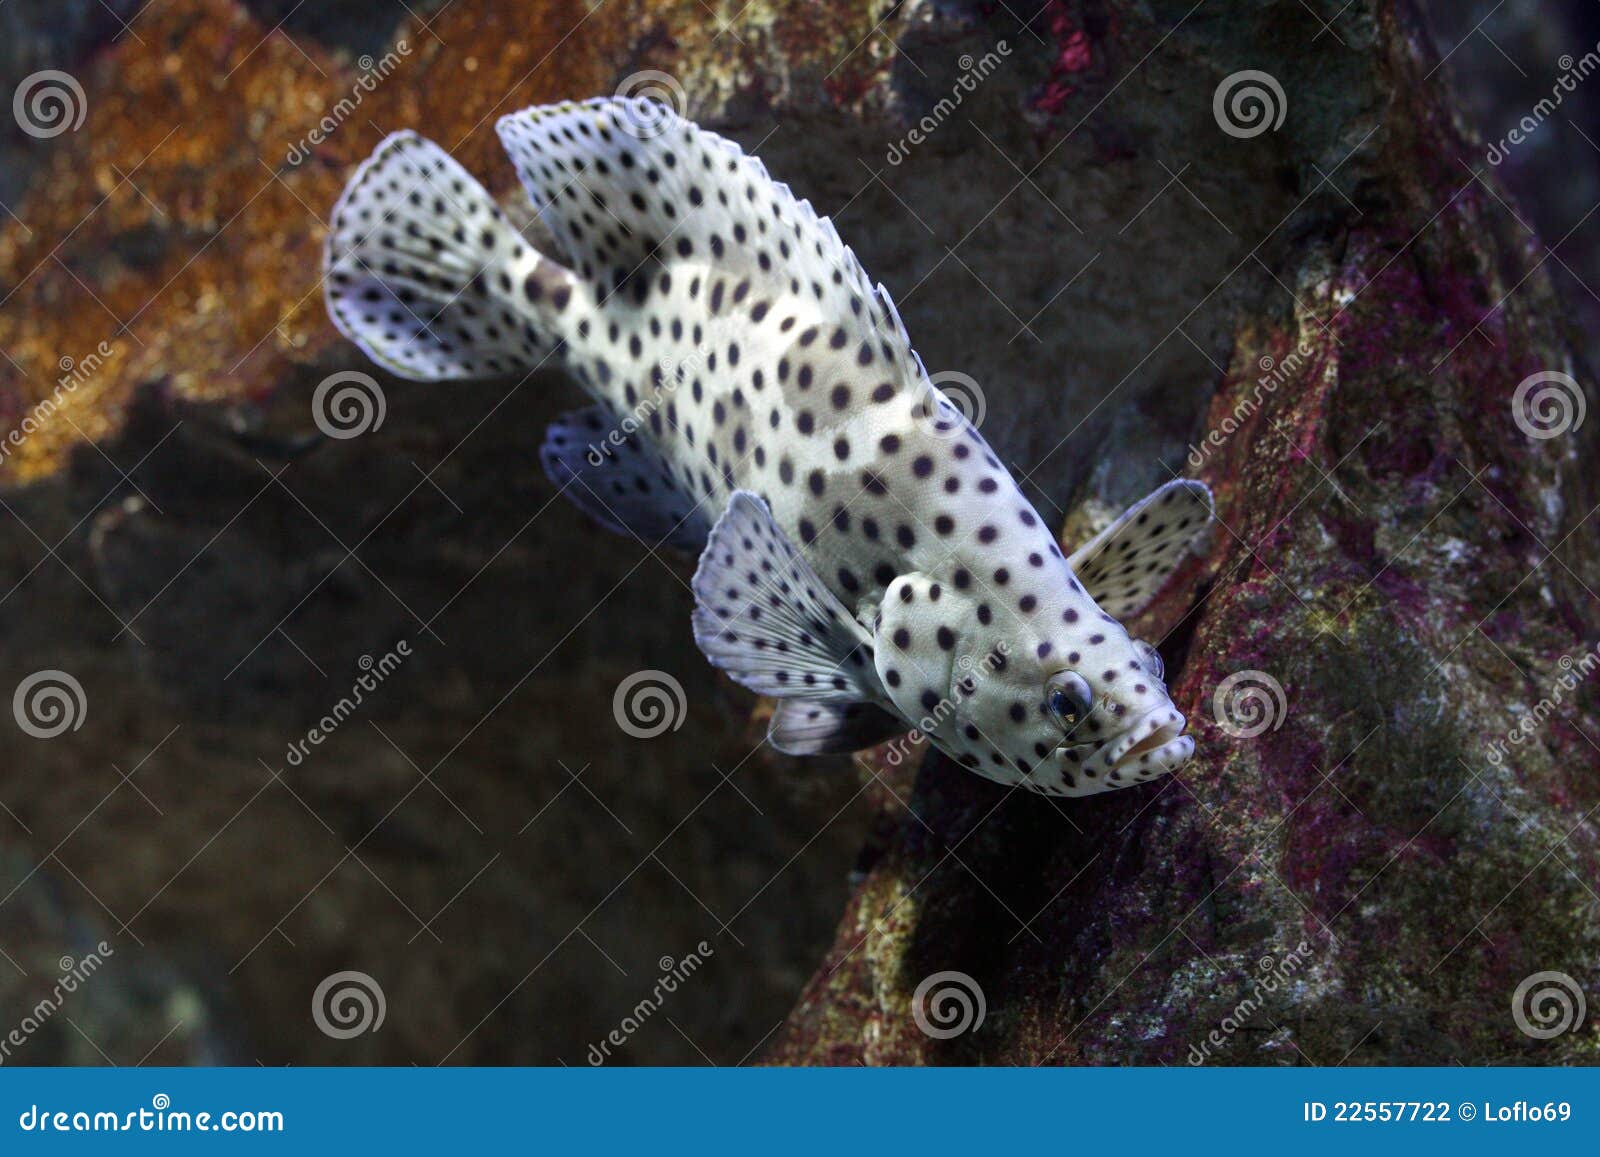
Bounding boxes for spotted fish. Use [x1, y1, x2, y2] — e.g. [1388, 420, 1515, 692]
[322, 97, 1215, 796]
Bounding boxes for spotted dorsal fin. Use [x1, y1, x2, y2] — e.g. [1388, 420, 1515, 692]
[493, 98, 916, 366]
[1067, 480, 1214, 618]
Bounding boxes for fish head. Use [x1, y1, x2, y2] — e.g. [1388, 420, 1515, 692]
[874, 567, 1191, 796]
[1030, 589, 1192, 795]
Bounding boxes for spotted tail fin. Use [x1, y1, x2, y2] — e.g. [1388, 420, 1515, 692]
[324, 131, 583, 380]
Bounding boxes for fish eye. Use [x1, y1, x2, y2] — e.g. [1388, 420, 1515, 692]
[1045, 671, 1094, 733]
[1136, 640, 1165, 683]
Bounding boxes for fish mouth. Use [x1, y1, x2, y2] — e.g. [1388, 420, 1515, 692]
[1053, 706, 1192, 794]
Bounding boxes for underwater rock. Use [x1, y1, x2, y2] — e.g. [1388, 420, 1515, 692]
[768, 0, 1600, 1065]
[0, 849, 242, 1064]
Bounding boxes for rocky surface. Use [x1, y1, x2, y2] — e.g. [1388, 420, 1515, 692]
[0, 0, 1595, 1064]
[770, 0, 1600, 1065]
[1425, 0, 1600, 367]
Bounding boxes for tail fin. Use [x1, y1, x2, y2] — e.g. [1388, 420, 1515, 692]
[323, 131, 582, 380]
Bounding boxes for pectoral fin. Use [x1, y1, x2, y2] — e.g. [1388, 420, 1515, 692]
[690, 491, 885, 703]
[1067, 479, 1214, 617]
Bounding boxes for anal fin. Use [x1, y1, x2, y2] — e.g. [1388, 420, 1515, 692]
[769, 700, 905, 756]
[540, 405, 710, 551]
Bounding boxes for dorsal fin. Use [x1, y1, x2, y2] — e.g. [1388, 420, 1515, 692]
[493, 98, 913, 366]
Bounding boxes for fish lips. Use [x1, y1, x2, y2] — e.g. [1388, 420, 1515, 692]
[1053, 705, 1192, 791]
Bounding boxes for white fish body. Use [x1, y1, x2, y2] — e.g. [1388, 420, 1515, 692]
[323, 98, 1214, 796]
